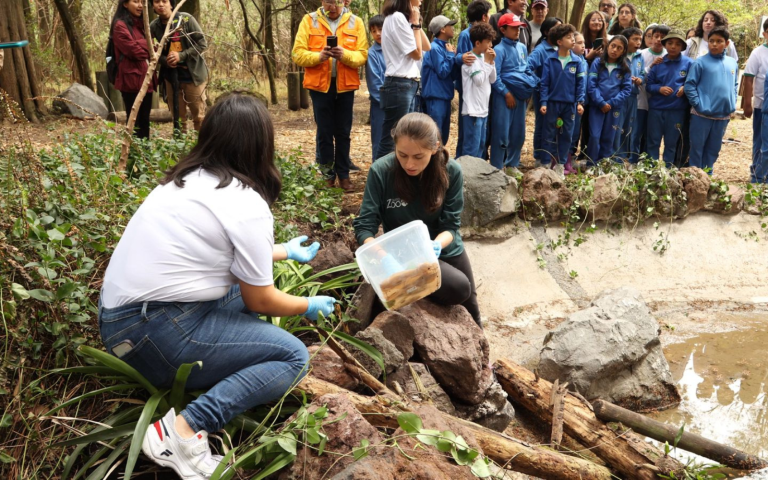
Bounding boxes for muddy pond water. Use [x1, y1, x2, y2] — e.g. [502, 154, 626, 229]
[649, 314, 768, 460]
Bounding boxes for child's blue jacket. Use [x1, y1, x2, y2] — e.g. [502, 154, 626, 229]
[527, 41, 557, 79]
[452, 26, 474, 92]
[539, 51, 587, 106]
[492, 37, 539, 100]
[684, 52, 738, 117]
[422, 39, 456, 100]
[588, 58, 633, 108]
[627, 51, 644, 96]
[365, 42, 385, 104]
[646, 54, 693, 110]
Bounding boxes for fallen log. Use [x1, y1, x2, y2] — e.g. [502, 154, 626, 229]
[495, 358, 685, 480]
[593, 399, 768, 471]
[296, 375, 613, 480]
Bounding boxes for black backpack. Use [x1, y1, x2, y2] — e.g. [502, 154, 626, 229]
[105, 35, 123, 85]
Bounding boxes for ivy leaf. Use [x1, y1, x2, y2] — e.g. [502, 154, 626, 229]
[415, 429, 441, 447]
[397, 413, 422, 434]
[277, 432, 297, 456]
[11, 283, 30, 300]
[306, 428, 320, 445]
[470, 457, 492, 478]
[47, 228, 66, 241]
[436, 430, 456, 453]
[318, 432, 328, 455]
[0, 450, 15, 463]
[313, 405, 328, 419]
[0, 414, 12, 428]
[55, 282, 77, 301]
[352, 439, 369, 460]
[28, 289, 55, 303]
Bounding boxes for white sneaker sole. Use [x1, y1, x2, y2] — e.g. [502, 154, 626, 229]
[141, 418, 206, 480]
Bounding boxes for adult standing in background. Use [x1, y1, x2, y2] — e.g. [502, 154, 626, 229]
[684, 10, 738, 61]
[491, 0, 531, 50]
[607, 3, 641, 37]
[529, 0, 548, 51]
[599, 0, 617, 29]
[110, 0, 156, 140]
[292, 0, 368, 192]
[150, 0, 209, 132]
[375, 0, 431, 159]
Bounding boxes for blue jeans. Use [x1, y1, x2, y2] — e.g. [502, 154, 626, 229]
[490, 92, 526, 169]
[753, 109, 768, 183]
[98, 285, 309, 433]
[309, 82, 355, 180]
[532, 91, 545, 163]
[376, 77, 419, 159]
[646, 108, 687, 167]
[688, 115, 729, 175]
[455, 90, 464, 158]
[461, 115, 487, 158]
[588, 106, 622, 162]
[424, 98, 451, 146]
[614, 95, 638, 162]
[370, 99, 385, 161]
[634, 108, 649, 161]
[542, 101, 576, 165]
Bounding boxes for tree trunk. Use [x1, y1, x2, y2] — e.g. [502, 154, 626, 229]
[592, 400, 768, 471]
[179, 0, 199, 18]
[296, 375, 614, 480]
[238, 0, 277, 105]
[569, 0, 588, 28]
[291, 0, 321, 69]
[494, 359, 686, 480]
[548, 0, 568, 23]
[52, 0, 95, 91]
[0, 0, 45, 122]
[263, 0, 278, 104]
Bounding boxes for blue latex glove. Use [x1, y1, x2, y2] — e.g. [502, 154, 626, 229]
[432, 240, 442, 259]
[380, 254, 403, 277]
[282, 235, 320, 263]
[304, 296, 336, 321]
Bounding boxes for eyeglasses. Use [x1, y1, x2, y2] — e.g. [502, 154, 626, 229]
[599, 3, 613, 8]
[322, 0, 343, 5]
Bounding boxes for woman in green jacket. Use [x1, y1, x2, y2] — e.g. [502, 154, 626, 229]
[353, 113, 481, 327]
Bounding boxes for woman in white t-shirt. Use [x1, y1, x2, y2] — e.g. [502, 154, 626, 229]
[375, 0, 431, 159]
[98, 93, 335, 479]
[685, 10, 738, 61]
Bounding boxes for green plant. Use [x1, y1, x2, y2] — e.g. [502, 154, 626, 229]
[659, 424, 726, 480]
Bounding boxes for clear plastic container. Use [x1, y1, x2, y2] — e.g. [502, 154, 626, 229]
[355, 220, 441, 310]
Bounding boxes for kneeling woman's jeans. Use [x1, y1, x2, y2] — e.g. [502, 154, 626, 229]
[98, 285, 309, 433]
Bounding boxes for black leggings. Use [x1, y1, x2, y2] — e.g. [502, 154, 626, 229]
[428, 250, 481, 328]
[121, 91, 153, 140]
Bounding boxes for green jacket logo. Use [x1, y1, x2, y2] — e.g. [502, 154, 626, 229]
[569, 66, 577, 73]
[680, 70, 687, 77]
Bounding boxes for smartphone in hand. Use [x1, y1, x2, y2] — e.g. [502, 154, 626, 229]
[326, 35, 338, 48]
[593, 37, 603, 49]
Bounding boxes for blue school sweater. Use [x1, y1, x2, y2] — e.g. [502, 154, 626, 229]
[527, 41, 558, 79]
[492, 37, 532, 99]
[365, 42, 385, 104]
[684, 51, 739, 118]
[422, 39, 456, 100]
[539, 52, 587, 106]
[627, 51, 644, 96]
[588, 58, 633, 108]
[453, 26, 474, 93]
[575, 53, 589, 105]
[646, 54, 693, 111]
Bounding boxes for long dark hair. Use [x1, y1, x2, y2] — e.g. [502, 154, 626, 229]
[694, 10, 728, 39]
[535, 17, 563, 48]
[608, 3, 641, 35]
[581, 11, 607, 48]
[382, 0, 412, 18]
[111, 0, 137, 32]
[161, 92, 282, 206]
[599, 35, 630, 75]
[391, 113, 449, 214]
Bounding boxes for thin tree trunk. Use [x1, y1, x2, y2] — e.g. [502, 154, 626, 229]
[52, 0, 95, 91]
[548, 0, 568, 22]
[239, 0, 277, 105]
[263, 0, 278, 104]
[0, 0, 43, 122]
[569, 0, 588, 28]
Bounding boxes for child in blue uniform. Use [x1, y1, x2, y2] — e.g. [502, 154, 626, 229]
[490, 13, 537, 171]
[539, 24, 586, 177]
[615, 27, 644, 163]
[527, 17, 562, 167]
[422, 15, 458, 144]
[684, 27, 738, 174]
[645, 30, 692, 167]
[743, 18, 768, 183]
[366, 15, 386, 161]
[587, 35, 633, 162]
[569, 32, 588, 170]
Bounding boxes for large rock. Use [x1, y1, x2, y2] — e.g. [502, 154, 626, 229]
[387, 362, 456, 415]
[399, 300, 493, 405]
[453, 381, 515, 432]
[650, 170, 687, 219]
[521, 167, 574, 221]
[309, 241, 354, 275]
[353, 327, 404, 378]
[705, 183, 745, 215]
[307, 345, 359, 390]
[331, 404, 482, 480]
[53, 83, 108, 119]
[538, 287, 681, 412]
[581, 173, 621, 222]
[456, 156, 519, 227]
[680, 167, 710, 214]
[280, 394, 384, 479]
[369, 311, 414, 360]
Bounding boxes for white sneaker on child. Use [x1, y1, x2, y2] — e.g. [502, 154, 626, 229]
[141, 408, 225, 479]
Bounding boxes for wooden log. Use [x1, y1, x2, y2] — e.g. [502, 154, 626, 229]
[295, 375, 613, 480]
[287, 72, 301, 111]
[593, 399, 768, 471]
[299, 71, 310, 109]
[550, 380, 567, 449]
[495, 358, 685, 480]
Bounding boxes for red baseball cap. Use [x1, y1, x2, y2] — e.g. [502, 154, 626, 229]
[498, 13, 525, 28]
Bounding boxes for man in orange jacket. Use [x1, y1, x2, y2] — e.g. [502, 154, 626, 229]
[292, 0, 368, 192]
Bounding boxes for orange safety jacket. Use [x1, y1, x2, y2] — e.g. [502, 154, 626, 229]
[291, 9, 368, 94]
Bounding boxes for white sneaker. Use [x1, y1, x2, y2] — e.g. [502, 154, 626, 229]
[553, 164, 565, 179]
[142, 408, 225, 479]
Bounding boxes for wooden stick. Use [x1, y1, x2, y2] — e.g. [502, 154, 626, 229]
[295, 376, 613, 480]
[551, 381, 567, 449]
[593, 399, 768, 471]
[494, 358, 685, 480]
